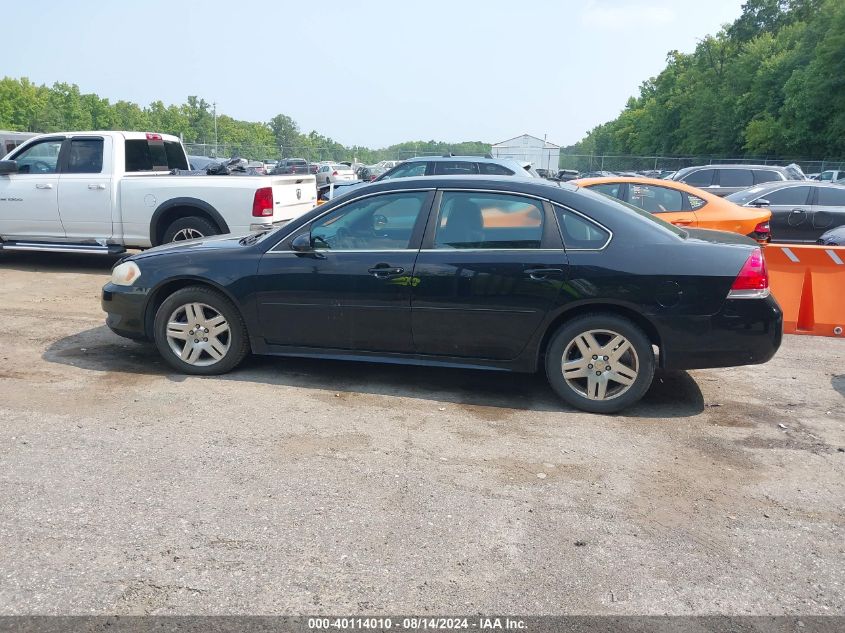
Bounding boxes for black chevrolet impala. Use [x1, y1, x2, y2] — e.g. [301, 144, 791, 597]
[102, 176, 782, 413]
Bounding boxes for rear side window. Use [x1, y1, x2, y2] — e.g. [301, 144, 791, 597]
[553, 206, 610, 249]
[816, 187, 845, 206]
[627, 184, 683, 213]
[380, 161, 428, 180]
[688, 194, 707, 209]
[682, 168, 715, 187]
[765, 186, 811, 205]
[478, 162, 514, 176]
[66, 138, 104, 174]
[753, 170, 782, 184]
[434, 161, 479, 176]
[718, 169, 753, 187]
[435, 191, 543, 249]
[587, 183, 623, 200]
[125, 139, 188, 172]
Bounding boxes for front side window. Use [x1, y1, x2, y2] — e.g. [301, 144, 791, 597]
[379, 161, 428, 180]
[587, 182, 623, 200]
[764, 186, 811, 206]
[434, 192, 543, 249]
[554, 206, 610, 249]
[627, 184, 683, 214]
[12, 139, 63, 174]
[309, 191, 429, 250]
[682, 168, 715, 187]
[819, 171, 834, 181]
[66, 138, 104, 174]
[718, 169, 753, 187]
[433, 161, 479, 176]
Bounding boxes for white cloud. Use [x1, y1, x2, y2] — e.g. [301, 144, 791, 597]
[580, 0, 676, 30]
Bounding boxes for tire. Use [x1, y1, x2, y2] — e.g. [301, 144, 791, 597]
[161, 216, 219, 244]
[153, 286, 250, 375]
[545, 313, 655, 414]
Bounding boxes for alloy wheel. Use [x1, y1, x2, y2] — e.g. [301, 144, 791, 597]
[171, 227, 205, 242]
[561, 329, 639, 401]
[165, 302, 230, 366]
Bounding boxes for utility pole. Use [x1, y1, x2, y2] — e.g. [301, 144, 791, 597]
[213, 101, 218, 158]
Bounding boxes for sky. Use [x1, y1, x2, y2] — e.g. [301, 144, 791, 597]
[5, 0, 745, 148]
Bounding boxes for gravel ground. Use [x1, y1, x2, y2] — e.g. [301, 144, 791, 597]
[0, 251, 843, 615]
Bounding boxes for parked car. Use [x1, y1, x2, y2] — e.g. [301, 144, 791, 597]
[815, 169, 845, 182]
[725, 181, 845, 243]
[315, 163, 356, 186]
[320, 155, 540, 201]
[0, 131, 317, 254]
[671, 164, 805, 197]
[187, 155, 227, 171]
[271, 158, 310, 175]
[556, 169, 580, 182]
[264, 160, 278, 172]
[359, 165, 386, 181]
[102, 176, 782, 414]
[573, 176, 771, 242]
[817, 225, 845, 245]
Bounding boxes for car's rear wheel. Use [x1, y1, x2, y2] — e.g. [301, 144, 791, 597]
[153, 286, 249, 375]
[545, 314, 655, 414]
[162, 216, 219, 243]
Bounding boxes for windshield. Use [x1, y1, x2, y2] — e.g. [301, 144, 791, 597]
[592, 191, 688, 239]
[725, 186, 769, 205]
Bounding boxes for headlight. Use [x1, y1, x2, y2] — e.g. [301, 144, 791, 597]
[111, 261, 141, 286]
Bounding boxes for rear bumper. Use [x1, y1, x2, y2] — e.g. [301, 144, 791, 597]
[102, 283, 149, 340]
[657, 295, 783, 370]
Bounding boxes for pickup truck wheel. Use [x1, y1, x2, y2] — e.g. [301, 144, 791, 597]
[545, 314, 655, 414]
[162, 216, 219, 243]
[153, 286, 249, 375]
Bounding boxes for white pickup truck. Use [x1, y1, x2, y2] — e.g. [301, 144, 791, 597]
[0, 131, 317, 255]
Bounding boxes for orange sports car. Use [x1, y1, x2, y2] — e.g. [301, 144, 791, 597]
[572, 176, 771, 242]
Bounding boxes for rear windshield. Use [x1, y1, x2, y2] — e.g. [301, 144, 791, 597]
[125, 139, 188, 171]
[590, 189, 688, 239]
[725, 186, 769, 205]
[288, 159, 307, 166]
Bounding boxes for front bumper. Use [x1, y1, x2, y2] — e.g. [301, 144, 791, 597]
[657, 294, 783, 370]
[101, 283, 149, 340]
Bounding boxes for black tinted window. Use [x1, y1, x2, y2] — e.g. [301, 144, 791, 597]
[125, 139, 187, 171]
[380, 161, 427, 180]
[434, 161, 479, 176]
[816, 187, 845, 206]
[66, 138, 104, 174]
[765, 186, 811, 205]
[682, 168, 715, 186]
[554, 206, 610, 249]
[754, 170, 782, 184]
[478, 162, 514, 176]
[435, 192, 543, 249]
[718, 169, 753, 187]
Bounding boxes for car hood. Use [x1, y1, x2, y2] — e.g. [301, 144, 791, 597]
[131, 233, 252, 259]
[684, 227, 758, 246]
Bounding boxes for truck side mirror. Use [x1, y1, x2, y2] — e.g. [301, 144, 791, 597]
[0, 160, 19, 175]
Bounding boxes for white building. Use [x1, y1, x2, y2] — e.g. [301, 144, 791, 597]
[491, 134, 560, 172]
[1, 131, 38, 157]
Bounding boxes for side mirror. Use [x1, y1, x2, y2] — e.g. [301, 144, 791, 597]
[0, 160, 18, 175]
[752, 198, 771, 207]
[290, 233, 313, 252]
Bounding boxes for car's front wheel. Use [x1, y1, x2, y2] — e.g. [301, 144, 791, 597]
[153, 286, 249, 375]
[545, 314, 655, 414]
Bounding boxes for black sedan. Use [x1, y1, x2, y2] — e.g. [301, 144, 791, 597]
[102, 176, 782, 413]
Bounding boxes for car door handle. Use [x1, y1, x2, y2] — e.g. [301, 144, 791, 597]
[88, 183, 106, 190]
[368, 265, 404, 279]
[524, 267, 564, 280]
[673, 220, 694, 226]
[35, 183, 53, 190]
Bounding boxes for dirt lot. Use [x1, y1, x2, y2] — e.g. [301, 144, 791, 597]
[0, 251, 843, 615]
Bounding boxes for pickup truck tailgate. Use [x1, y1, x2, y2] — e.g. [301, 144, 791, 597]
[269, 175, 317, 223]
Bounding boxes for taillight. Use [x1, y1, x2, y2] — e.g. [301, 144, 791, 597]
[728, 248, 769, 299]
[252, 187, 274, 217]
[332, 170, 338, 177]
[753, 221, 770, 234]
[145, 133, 163, 141]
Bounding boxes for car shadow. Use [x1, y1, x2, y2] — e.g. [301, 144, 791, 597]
[0, 250, 128, 273]
[833, 374, 845, 398]
[42, 325, 705, 418]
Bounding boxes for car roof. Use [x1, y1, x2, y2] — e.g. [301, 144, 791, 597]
[571, 175, 724, 199]
[403, 155, 510, 164]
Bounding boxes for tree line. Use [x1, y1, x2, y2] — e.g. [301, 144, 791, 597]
[0, 77, 490, 163]
[570, 0, 845, 160]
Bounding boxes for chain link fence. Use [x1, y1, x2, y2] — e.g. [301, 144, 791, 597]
[559, 154, 845, 175]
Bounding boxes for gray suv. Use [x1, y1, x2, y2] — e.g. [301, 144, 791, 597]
[671, 164, 804, 197]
